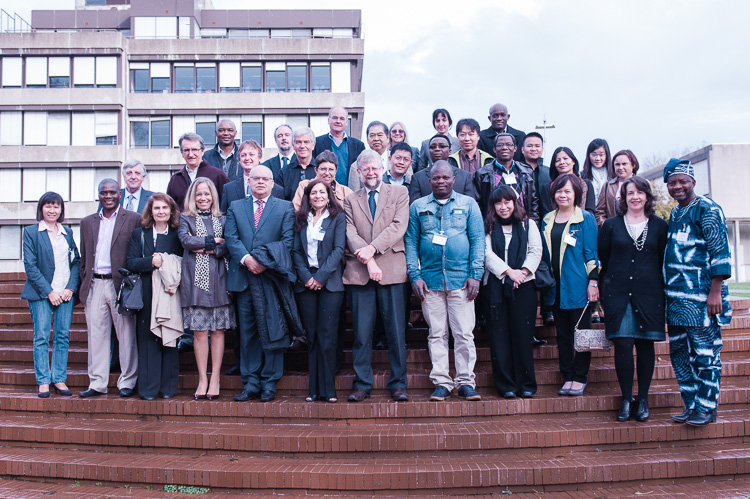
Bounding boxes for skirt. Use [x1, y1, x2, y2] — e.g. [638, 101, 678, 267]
[183, 305, 236, 331]
[606, 303, 664, 341]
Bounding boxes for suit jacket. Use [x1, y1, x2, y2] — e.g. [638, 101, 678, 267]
[313, 134, 366, 186]
[21, 224, 81, 301]
[220, 177, 284, 213]
[78, 208, 142, 303]
[262, 153, 296, 183]
[166, 161, 230, 211]
[343, 183, 410, 286]
[409, 165, 477, 204]
[119, 188, 153, 214]
[224, 195, 295, 292]
[478, 125, 526, 161]
[278, 157, 317, 201]
[291, 211, 346, 293]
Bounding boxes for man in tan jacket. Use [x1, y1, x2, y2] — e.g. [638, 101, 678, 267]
[343, 150, 410, 402]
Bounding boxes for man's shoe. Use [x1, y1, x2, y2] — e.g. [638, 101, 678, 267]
[519, 391, 534, 399]
[140, 395, 156, 401]
[79, 388, 106, 398]
[457, 385, 481, 401]
[374, 339, 388, 350]
[159, 393, 174, 400]
[224, 364, 241, 376]
[617, 397, 634, 422]
[501, 391, 517, 399]
[671, 408, 693, 423]
[260, 390, 276, 402]
[430, 386, 452, 401]
[686, 409, 717, 427]
[543, 312, 555, 327]
[347, 389, 370, 402]
[532, 336, 548, 347]
[234, 389, 259, 402]
[119, 388, 134, 398]
[634, 398, 650, 422]
[287, 339, 305, 352]
[391, 388, 409, 402]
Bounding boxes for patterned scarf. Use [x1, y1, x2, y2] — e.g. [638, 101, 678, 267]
[194, 213, 223, 292]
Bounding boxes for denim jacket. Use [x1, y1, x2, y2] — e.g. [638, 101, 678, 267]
[405, 191, 485, 290]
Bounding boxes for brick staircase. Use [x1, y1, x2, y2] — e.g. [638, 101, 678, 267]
[1, 271, 750, 498]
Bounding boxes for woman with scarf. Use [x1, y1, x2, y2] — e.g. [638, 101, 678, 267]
[483, 185, 542, 398]
[179, 178, 236, 400]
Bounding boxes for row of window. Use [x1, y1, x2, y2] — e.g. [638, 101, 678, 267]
[1, 56, 118, 89]
[0, 111, 118, 146]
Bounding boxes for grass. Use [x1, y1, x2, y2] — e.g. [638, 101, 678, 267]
[729, 282, 750, 298]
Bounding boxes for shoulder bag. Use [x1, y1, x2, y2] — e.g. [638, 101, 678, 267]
[117, 231, 145, 316]
[573, 301, 612, 352]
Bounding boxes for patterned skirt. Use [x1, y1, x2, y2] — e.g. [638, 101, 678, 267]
[183, 305, 236, 331]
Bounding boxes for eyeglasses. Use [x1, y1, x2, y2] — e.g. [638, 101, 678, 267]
[391, 155, 412, 164]
[429, 143, 450, 149]
[496, 143, 515, 149]
[250, 176, 273, 182]
[181, 148, 203, 154]
[391, 129, 405, 135]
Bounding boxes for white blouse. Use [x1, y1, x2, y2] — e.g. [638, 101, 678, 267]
[306, 209, 330, 268]
[483, 221, 543, 284]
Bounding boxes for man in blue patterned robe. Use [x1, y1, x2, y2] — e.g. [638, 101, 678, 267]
[663, 158, 732, 427]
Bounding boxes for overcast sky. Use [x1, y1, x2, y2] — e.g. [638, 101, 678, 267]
[5, 0, 749, 169]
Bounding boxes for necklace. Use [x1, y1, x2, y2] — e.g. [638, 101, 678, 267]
[624, 215, 649, 251]
[671, 197, 698, 223]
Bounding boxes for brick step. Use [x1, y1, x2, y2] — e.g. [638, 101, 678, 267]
[0, 443, 749, 493]
[0, 379, 748, 422]
[1, 409, 748, 457]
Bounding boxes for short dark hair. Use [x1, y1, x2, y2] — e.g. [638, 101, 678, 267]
[390, 141, 413, 157]
[484, 185, 526, 234]
[618, 176, 655, 217]
[294, 179, 344, 232]
[366, 121, 388, 136]
[432, 108, 452, 127]
[494, 132, 517, 148]
[455, 118, 480, 135]
[315, 150, 338, 168]
[581, 138, 613, 181]
[549, 147, 580, 180]
[36, 192, 65, 223]
[612, 149, 640, 175]
[141, 193, 180, 230]
[429, 134, 451, 146]
[523, 131, 543, 145]
[550, 173, 583, 208]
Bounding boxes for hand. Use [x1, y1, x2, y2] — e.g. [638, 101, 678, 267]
[193, 249, 204, 254]
[61, 289, 74, 302]
[244, 255, 266, 274]
[354, 244, 377, 264]
[462, 278, 480, 301]
[587, 283, 599, 303]
[504, 269, 526, 287]
[152, 254, 163, 268]
[367, 259, 382, 282]
[214, 237, 225, 244]
[47, 290, 63, 306]
[707, 288, 723, 316]
[412, 279, 429, 302]
[305, 277, 323, 291]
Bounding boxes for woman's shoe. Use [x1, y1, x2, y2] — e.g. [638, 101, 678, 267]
[617, 397, 634, 422]
[568, 382, 587, 396]
[206, 393, 219, 401]
[634, 398, 650, 422]
[305, 395, 319, 402]
[38, 385, 50, 399]
[194, 391, 208, 400]
[326, 397, 338, 403]
[558, 381, 573, 396]
[52, 383, 72, 396]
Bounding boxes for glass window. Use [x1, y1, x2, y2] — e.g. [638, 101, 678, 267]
[95, 57, 117, 87]
[132, 69, 149, 93]
[151, 119, 170, 148]
[73, 57, 95, 87]
[151, 77, 169, 93]
[95, 112, 118, 145]
[311, 65, 330, 92]
[242, 122, 262, 146]
[131, 121, 149, 148]
[219, 63, 240, 93]
[150, 63, 170, 93]
[196, 66, 216, 93]
[266, 68, 285, 93]
[48, 57, 70, 88]
[175, 66, 194, 93]
[196, 122, 215, 149]
[86, 0, 106, 5]
[241, 66, 261, 93]
[2, 58, 22, 87]
[0, 226, 22, 260]
[287, 65, 307, 92]
[49, 76, 70, 89]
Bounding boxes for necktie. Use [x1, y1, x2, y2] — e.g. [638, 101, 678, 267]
[254, 199, 264, 228]
[282, 156, 289, 169]
[125, 195, 135, 211]
[368, 191, 376, 219]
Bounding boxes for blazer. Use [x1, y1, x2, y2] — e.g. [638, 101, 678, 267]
[262, 153, 296, 183]
[118, 188, 153, 214]
[313, 134, 366, 173]
[417, 133, 460, 171]
[224, 195, 295, 293]
[166, 161, 230, 211]
[291, 211, 346, 293]
[220, 177, 284, 213]
[343, 183, 410, 286]
[478, 125, 526, 161]
[21, 224, 80, 301]
[595, 177, 624, 226]
[78, 208, 142, 303]
[409, 164, 477, 204]
[178, 214, 232, 308]
[278, 157, 317, 201]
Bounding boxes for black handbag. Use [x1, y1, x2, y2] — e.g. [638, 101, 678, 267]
[534, 259, 556, 291]
[116, 231, 145, 316]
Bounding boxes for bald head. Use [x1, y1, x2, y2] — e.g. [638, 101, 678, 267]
[249, 165, 274, 198]
[489, 103, 510, 132]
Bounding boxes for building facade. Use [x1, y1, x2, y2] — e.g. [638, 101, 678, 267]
[0, 0, 364, 270]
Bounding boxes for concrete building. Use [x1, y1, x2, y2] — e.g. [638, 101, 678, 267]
[0, 0, 364, 270]
[643, 143, 750, 282]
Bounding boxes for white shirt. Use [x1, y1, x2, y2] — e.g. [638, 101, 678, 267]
[591, 167, 609, 204]
[483, 221, 543, 285]
[364, 183, 381, 206]
[39, 222, 71, 292]
[123, 187, 142, 212]
[152, 225, 169, 245]
[94, 208, 119, 274]
[187, 165, 199, 184]
[306, 209, 330, 268]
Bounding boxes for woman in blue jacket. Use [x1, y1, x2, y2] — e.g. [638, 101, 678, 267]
[541, 174, 599, 397]
[21, 192, 80, 398]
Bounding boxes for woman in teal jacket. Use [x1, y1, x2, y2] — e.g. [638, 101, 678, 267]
[541, 174, 599, 397]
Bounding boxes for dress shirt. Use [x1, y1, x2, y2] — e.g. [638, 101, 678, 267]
[239, 193, 272, 266]
[187, 165, 199, 184]
[123, 187, 142, 212]
[218, 144, 237, 170]
[364, 182, 381, 206]
[306, 209, 330, 268]
[94, 208, 119, 274]
[459, 149, 482, 175]
[279, 153, 293, 169]
[386, 170, 406, 186]
[39, 222, 71, 292]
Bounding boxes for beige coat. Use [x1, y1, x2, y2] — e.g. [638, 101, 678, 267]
[150, 253, 183, 347]
[342, 183, 410, 286]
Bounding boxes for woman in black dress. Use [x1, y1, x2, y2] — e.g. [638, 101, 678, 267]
[598, 176, 667, 422]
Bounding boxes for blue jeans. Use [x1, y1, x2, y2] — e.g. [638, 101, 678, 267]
[28, 298, 74, 385]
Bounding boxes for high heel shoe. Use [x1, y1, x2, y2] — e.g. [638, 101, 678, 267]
[52, 383, 72, 396]
[38, 386, 50, 399]
[194, 391, 208, 400]
[206, 393, 219, 401]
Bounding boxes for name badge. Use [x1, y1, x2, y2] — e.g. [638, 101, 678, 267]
[676, 230, 688, 243]
[564, 233, 577, 247]
[502, 173, 517, 185]
[311, 230, 325, 241]
[451, 209, 464, 215]
[432, 234, 447, 246]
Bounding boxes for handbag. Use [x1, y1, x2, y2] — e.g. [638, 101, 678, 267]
[116, 231, 145, 316]
[534, 259, 556, 291]
[573, 301, 612, 352]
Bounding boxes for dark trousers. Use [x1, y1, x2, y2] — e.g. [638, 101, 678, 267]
[349, 281, 407, 393]
[486, 281, 538, 394]
[237, 288, 284, 393]
[554, 305, 592, 383]
[612, 337, 655, 401]
[136, 319, 179, 398]
[297, 288, 344, 399]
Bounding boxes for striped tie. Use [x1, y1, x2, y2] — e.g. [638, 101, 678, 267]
[254, 199, 264, 228]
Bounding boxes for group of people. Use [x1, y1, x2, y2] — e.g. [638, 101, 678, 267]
[22, 103, 732, 426]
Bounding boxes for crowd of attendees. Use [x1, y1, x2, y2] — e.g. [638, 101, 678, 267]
[21, 104, 732, 427]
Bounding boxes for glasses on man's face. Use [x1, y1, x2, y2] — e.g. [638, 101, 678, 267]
[429, 143, 450, 150]
[496, 143, 515, 149]
[181, 148, 203, 155]
[391, 155, 412, 165]
[250, 176, 273, 183]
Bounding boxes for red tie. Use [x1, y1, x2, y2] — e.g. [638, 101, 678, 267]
[254, 199, 264, 228]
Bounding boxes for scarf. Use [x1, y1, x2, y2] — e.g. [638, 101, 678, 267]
[194, 212, 223, 292]
[487, 218, 528, 320]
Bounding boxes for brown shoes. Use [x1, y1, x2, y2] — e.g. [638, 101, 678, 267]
[347, 388, 370, 402]
[391, 388, 409, 402]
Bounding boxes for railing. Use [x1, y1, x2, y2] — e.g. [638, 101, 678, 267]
[0, 9, 31, 33]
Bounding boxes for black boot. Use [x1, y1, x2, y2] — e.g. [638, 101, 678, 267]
[686, 409, 717, 427]
[634, 397, 649, 422]
[671, 408, 693, 423]
[617, 397, 634, 422]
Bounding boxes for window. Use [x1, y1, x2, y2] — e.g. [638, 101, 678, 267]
[196, 64, 216, 93]
[47, 113, 71, 146]
[155, 17, 177, 39]
[311, 63, 330, 92]
[151, 119, 170, 148]
[48, 57, 70, 88]
[196, 121, 215, 148]
[133, 17, 156, 39]
[201, 28, 227, 38]
[95, 112, 118, 145]
[241, 64, 261, 93]
[73, 57, 95, 87]
[0, 226, 22, 260]
[331, 62, 351, 93]
[95, 57, 117, 87]
[25, 57, 47, 87]
[131, 63, 149, 93]
[242, 122, 262, 146]
[131, 118, 170, 149]
[178, 17, 191, 39]
[2, 58, 22, 87]
[23, 169, 70, 202]
[0, 112, 22, 145]
[266, 62, 285, 93]
[0, 170, 21, 202]
[219, 63, 240, 93]
[175, 65, 194, 93]
[24, 112, 47, 145]
[86, 0, 106, 5]
[287, 64, 307, 92]
[150, 63, 170, 93]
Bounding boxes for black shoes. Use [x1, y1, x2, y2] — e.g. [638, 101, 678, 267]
[52, 384, 72, 396]
[234, 389, 260, 402]
[671, 408, 693, 423]
[260, 390, 276, 402]
[617, 397, 634, 422]
[634, 398, 649, 422]
[519, 391, 534, 399]
[347, 389, 370, 402]
[686, 409, 717, 427]
[390, 388, 409, 402]
[119, 388, 134, 398]
[532, 336, 548, 347]
[501, 391, 517, 399]
[79, 388, 106, 398]
[287, 339, 305, 352]
[38, 388, 50, 398]
[543, 312, 555, 327]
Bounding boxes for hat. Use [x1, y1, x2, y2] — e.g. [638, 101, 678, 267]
[663, 158, 695, 182]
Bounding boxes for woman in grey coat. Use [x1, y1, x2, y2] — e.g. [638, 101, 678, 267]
[179, 177, 236, 400]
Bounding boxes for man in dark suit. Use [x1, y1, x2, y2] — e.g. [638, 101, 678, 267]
[166, 132, 230, 210]
[279, 127, 317, 201]
[261, 124, 295, 182]
[409, 135, 476, 204]
[119, 160, 153, 214]
[221, 139, 283, 213]
[312, 106, 365, 187]
[225, 165, 295, 403]
[478, 103, 525, 161]
[78, 179, 142, 398]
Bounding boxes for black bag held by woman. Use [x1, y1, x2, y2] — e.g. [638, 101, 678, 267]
[116, 231, 145, 315]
